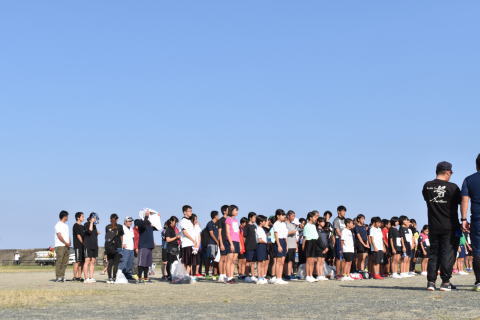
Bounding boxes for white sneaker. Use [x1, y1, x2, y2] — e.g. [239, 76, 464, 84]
[90, 278, 97, 283]
[421, 272, 428, 276]
[218, 275, 225, 283]
[392, 273, 402, 279]
[190, 277, 197, 284]
[318, 276, 329, 281]
[340, 276, 350, 281]
[459, 271, 469, 275]
[401, 273, 412, 278]
[251, 276, 258, 282]
[409, 272, 417, 276]
[274, 279, 288, 285]
[306, 276, 316, 283]
[268, 277, 277, 284]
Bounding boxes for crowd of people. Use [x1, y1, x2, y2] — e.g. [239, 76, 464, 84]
[52, 155, 480, 292]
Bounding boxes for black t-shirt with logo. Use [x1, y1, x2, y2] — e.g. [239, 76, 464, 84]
[389, 227, 401, 249]
[83, 222, 98, 249]
[422, 179, 461, 233]
[243, 223, 258, 251]
[73, 223, 85, 249]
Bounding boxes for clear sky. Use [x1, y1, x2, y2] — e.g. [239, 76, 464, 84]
[1, 1, 479, 249]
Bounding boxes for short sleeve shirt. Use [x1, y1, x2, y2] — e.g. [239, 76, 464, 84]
[206, 220, 219, 245]
[179, 217, 194, 247]
[272, 221, 288, 239]
[73, 223, 85, 249]
[333, 217, 346, 238]
[341, 229, 354, 253]
[285, 221, 297, 249]
[225, 217, 240, 242]
[462, 172, 480, 218]
[54, 221, 70, 247]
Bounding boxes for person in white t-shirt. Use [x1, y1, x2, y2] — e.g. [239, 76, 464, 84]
[190, 214, 203, 277]
[272, 209, 289, 285]
[54, 210, 70, 282]
[255, 215, 269, 284]
[340, 219, 355, 281]
[179, 205, 196, 282]
[119, 216, 135, 280]
[369, 217, 385, 280]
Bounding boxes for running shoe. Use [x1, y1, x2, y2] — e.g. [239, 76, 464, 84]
[458, 271, 469, 275]
[373, 274, 384, 280]
[472, 283, 480, 292]
[421, 272, 428, 276]
[439, 282, 456, 291]
[274, 279, 288, 285]
[392, 273, 402, 279]
[427, 281, 436, 291]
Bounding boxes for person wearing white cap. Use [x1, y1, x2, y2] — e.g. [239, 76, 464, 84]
[119, 216, 135, 280]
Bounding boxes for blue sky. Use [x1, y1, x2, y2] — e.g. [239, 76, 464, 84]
[0, 1, 479, 249]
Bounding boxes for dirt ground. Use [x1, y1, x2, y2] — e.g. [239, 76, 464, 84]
[0, 269, 479, 320]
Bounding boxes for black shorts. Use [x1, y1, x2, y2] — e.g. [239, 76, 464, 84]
[256, 244, 267, 262]
[267, 243, 275, 260]
[161, 248, 168, 262]
[220, 239, 228, 256]
[372, 250, 384, 264]
[304, 240, 317, 258]
[245, 250, 257, 262]
[74, 247, 85, 263]
[274, 239, 287, 258]
[181, 246, 193, 266]
[286, 248, 296, 263]
[225, 241, 240, 255]
[343, 252, 354, 262]
[419, 247, 430, 258]
[84, 248, 98, 259]
[356, 244, 368, 254]
[238, 253, 245, 259]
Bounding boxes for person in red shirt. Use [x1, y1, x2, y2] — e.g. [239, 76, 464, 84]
[237, 217, 247, 280]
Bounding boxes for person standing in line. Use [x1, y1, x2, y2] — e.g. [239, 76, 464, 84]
[333, 206, 347, 279]
[83, 212, 99, 283]
[54, 210, 70, 282]
[244, 212, 258, 283]
[72, 212, 85, 281]
[422, 161, 461, 291]
[205, 211, 220, 279]
[105, 214, 124, 284]
[225, 205, 240, 284]
[135, 210, 156, 283]
[216, 205, 229, 283]
[354, 214, 369, 275]
[460, 154, 480, 291]
[285, 210, 298, 280]
[272, 209, 289, 285]
[190, 214, 202, 278]
[165, 216, 180, 281]
[179, 205, 196, 283]
[119, 216, 135, 280]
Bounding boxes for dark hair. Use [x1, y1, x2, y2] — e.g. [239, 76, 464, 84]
[399, 215, 409, 226]
[337, 205, 347, 213]
[371, 216, 381, 224]
[299, 218, 306, 224]
[287, 210, 295, 216]
[248, 212, 257, 219]
[275, 209, 286, 217]
[75, 212, 84, 220]
[210, 211, 219, 219]
[221, 205, 229, 215]
[168, 216, 178, 226]
[59, 210, 69, 220]
[345, 218, 353, 225]
[306, 211, 316, 221]
[476, 154, 480, 171]
[421, 224, 429, 232]
[240, 217, 248, 224]
[189, 213, 197, 222]
[182, 205, 192, 213]
[390, 216, 399, 226]
[110, 213, 119, 220]
[317, 217, 325, 224]
[356, 214, 365, 221]
[227, 205, 238, 217]
[256, 215, 267, 225]
[268, 216, 275, 223]
[323, 210, 332, 218]
[382, 219, 390, 226]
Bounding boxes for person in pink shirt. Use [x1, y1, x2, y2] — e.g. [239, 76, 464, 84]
[225, 205, 240, 284]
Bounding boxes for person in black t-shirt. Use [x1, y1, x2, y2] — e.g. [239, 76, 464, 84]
[165, 216, 180, 281]
[72, 212, 85, 281]
[244, 212, 258, 282]
[216, 205, 229, 282]
[422, 161, 461, 291]
[205, 211, 219, 277]
[83, 212, 99, 283]
[105, 214, 124, 283]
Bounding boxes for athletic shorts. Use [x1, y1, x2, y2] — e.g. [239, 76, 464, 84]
[458, 245, 467, 259]
[286, 248, 296, 263]
[391, 246, 402, 255]
[256, 244, 267, 262]
[220, 239, 228, 256]
[74, 247, 85, 263]
[273, 239, 287, 258]
[161, 248, 168, 262]
[267, 243, 275, 260]
[181, 246, 193, 266]
[372, 250, 384, 264]
[334, 238, 344, 260]
[225, 241, 240, 255]
[419, 247, 430, 258]
[304, 240, 317, 258]
[343, 252, 354, 262]
[356, 244, 368, 254]
[84, 248, 98, 259]
[245, 250, 257, 262]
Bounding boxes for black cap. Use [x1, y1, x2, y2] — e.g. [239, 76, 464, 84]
[436, 161, 452, 173]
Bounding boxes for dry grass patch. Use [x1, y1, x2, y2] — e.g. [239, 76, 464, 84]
[0, 288, 106, 308]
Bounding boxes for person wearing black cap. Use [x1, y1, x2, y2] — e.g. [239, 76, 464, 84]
[422, 161, 461, 291]
[460, 154, 480, 291]
[105, 214, 124, 284]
